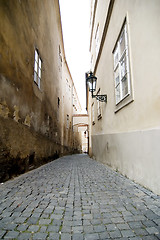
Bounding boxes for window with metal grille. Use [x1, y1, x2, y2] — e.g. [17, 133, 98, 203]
[34, 49, 42, 89]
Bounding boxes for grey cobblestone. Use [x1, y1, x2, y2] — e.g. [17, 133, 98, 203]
[16, 223, 29, 231]
[48, 232, 59, 239]
[109, 229, 122, 238]
[17, 232, 32, 240]
[3, 230, 19, 239]
[28, 224, 40, 232]
[39, 218, 51, 225]
[121, 229, 136, 238]
[61, 233, 72, 240]
[47, 224, 60, 232]
[116, 223, 130, 230]
[32, 232, 48, 239]
[72, 233, 84, 240]
[0, 231, 6, 239]
[128, 221, 144, 229]
[146, 226, 159, 234]
[84, 233, 99, 240]
[0, 154, 160, 239]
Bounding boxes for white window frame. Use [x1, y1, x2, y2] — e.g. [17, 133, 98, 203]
[34, 49, 42, 89]
[113, 21, 133, 112]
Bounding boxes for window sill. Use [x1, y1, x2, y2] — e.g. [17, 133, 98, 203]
[115, 93, 134, 113]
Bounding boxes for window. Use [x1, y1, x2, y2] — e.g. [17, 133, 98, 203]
[113, 22, 133, 110]
[66, 114, 69, 129]
[58, 97, 60, 108]
[58, 45, 62, 71]
[57, 97, 60, 121]
[66, 79, 71, 101]
[92, 103, 95, 125]
[34, 49, 42, 89]
[66, 79, 68, 93]
[90, 54, 93, 70]
[95, 24, 100, 58]
[97, 89, 102, 120]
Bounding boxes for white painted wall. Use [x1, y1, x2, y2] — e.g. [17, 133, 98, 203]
[89, 0, 160, 195]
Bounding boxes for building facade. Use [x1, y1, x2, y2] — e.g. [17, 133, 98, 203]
[87, 0, 160, 195]
[0, 0, 82, 181]
[62, 60, 82, 153]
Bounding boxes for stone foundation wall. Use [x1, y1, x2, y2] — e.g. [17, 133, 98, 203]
[92, 129, 160, 196]
[0, 116, 75, 182]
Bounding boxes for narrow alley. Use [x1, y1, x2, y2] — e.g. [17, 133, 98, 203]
[0, 154, 160, 240]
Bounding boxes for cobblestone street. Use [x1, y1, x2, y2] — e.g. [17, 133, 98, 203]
[0, 154, 160, 240]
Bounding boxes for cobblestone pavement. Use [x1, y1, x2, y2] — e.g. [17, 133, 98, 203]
[0, 154, 160, 240]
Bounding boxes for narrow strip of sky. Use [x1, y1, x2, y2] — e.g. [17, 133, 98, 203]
[59, 0, 90, 112]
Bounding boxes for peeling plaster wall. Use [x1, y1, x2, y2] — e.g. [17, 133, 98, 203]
[0, 0, 75, 181]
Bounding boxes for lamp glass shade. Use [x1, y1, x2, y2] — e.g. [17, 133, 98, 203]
[92, 77, 97, 92]
[87, 73, 97, 92]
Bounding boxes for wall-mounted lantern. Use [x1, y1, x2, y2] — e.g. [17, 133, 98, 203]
[85, 71, 107, 102]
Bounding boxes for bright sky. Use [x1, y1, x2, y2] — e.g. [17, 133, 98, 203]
[59, 0, 90, 112]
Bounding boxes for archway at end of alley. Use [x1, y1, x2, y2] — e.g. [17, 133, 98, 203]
[73, 114, 89, 153]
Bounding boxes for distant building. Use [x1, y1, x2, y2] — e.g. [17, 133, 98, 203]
[73, 114, 89, 153]
[0, 0, 82, 181]
[62, 60, 82, 154]
[87, 0, 160, 195]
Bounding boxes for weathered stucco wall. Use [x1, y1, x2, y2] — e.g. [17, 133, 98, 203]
[61, 62, 73, 150]
[0, 0, 79, 181]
